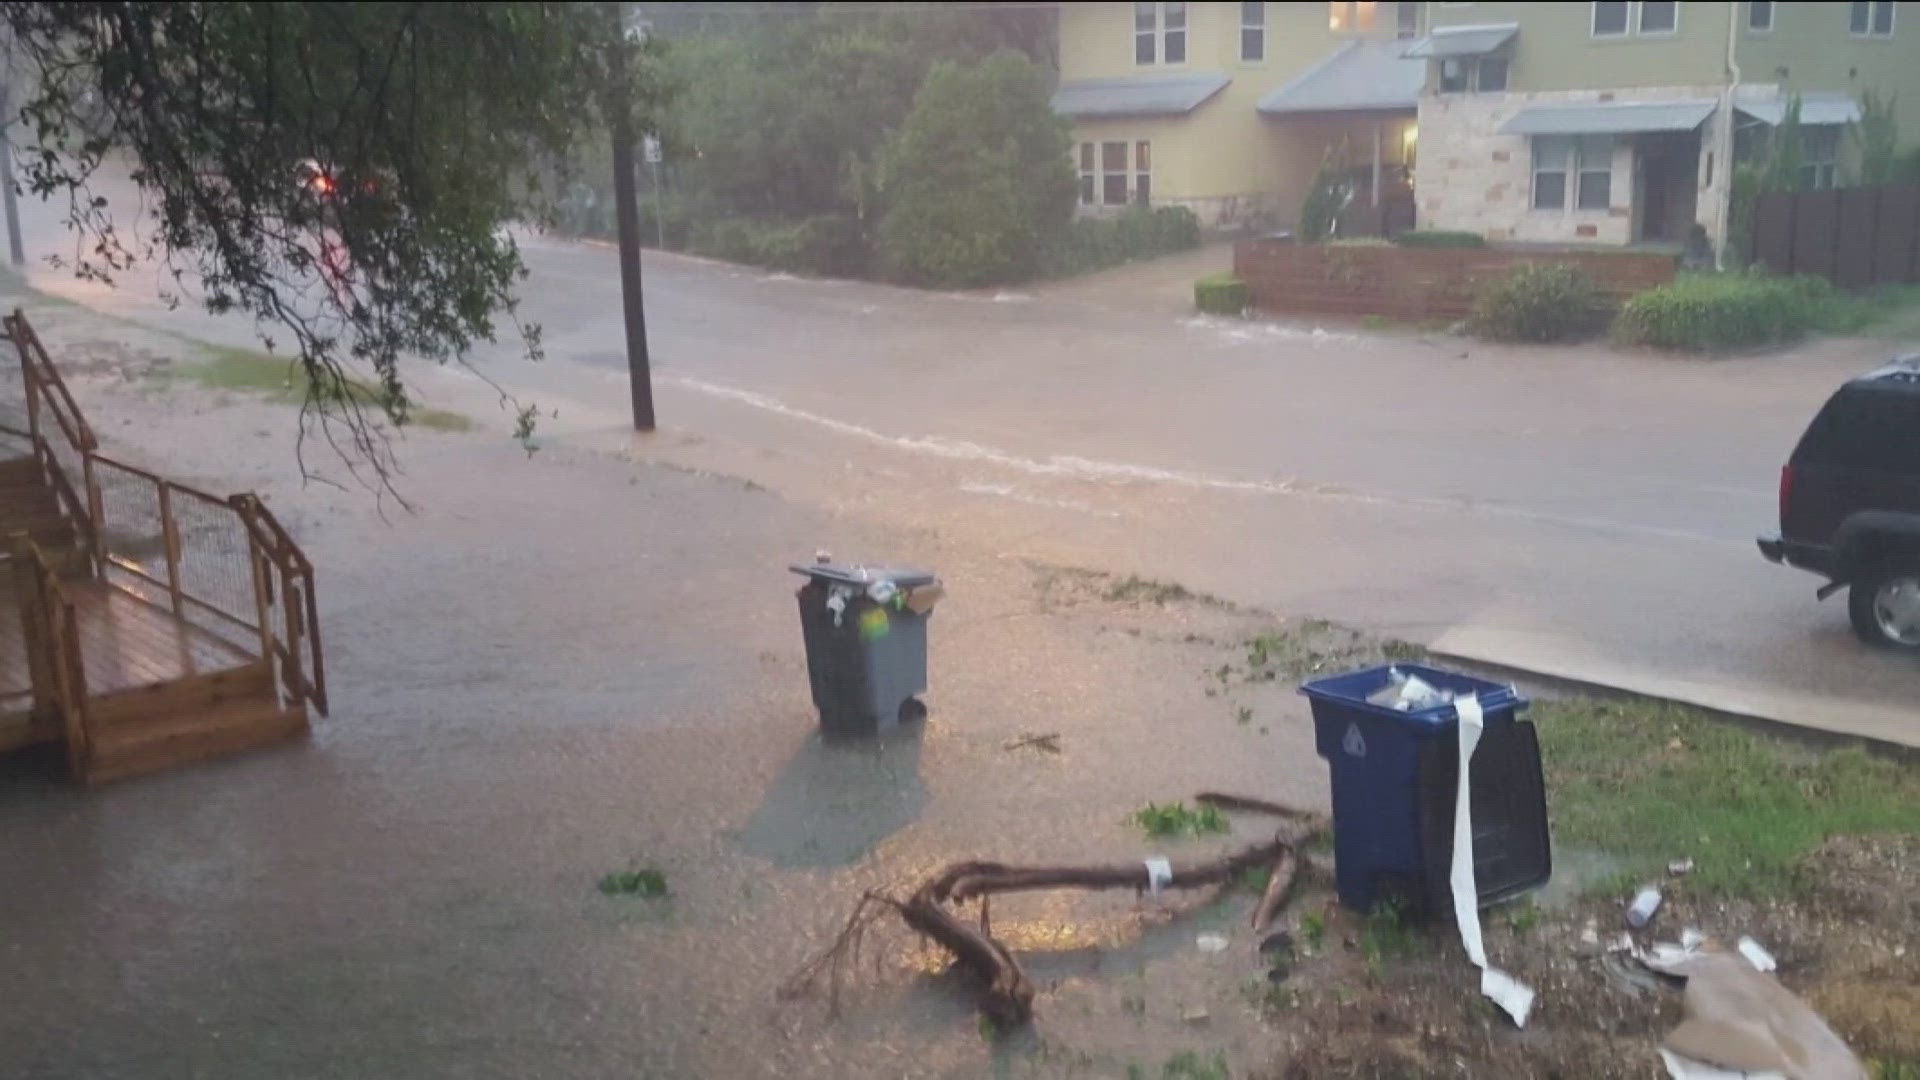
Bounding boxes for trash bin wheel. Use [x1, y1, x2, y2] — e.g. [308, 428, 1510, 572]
[898, 698, 928, 724]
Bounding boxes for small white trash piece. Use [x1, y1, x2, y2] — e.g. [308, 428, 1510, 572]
[1195, 933, 1230, 954]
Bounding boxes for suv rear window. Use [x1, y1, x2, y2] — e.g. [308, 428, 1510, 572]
[1794, 388, 1920, 471]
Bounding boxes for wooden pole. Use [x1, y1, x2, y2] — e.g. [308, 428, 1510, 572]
[609, 4, 656, 432]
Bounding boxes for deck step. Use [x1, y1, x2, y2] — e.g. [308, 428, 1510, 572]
[82, 694, 307, 785]
[88, 662, 275, 727]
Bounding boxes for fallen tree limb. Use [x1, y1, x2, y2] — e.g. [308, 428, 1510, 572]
[781, 795, 1328, 1027]
[1195, 792, 1323, 821]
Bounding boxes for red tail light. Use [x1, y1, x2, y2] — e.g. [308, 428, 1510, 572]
[1778, 463, 1795, 526]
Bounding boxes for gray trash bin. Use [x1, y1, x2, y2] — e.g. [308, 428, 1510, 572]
[792, 561, 940, 739]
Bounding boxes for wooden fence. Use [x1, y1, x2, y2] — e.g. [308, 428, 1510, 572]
[1232, 241, 1678, 321]
[1747, 182, 1920, 289]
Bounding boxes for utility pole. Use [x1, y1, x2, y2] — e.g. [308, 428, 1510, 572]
[609, 2, 655, 431]
[0, 39, 24, 267]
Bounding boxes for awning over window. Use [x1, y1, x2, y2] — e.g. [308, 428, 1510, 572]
[1498, 100, 1717, 136]
[1734, 94, 1861, 127]
[1401, 23, 1519, 59]
[1256, 40, 1425, 116]
[1050, 72, 1230, 119]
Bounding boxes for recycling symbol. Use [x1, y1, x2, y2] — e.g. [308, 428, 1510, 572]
[1342, 722, 1367, 758]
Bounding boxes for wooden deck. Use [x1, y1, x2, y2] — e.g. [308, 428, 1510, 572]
[0, 579, 255, 700]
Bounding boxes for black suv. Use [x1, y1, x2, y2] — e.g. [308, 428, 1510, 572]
[1759, 355, 1920, 650]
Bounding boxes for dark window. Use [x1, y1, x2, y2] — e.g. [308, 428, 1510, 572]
[1135, 140, 1152, 205]
[1576, 135, 1613, 209]
[1748, 0, 1773, 31]
[1592, 0, 1629, 36]
[1439, 58, 1469, 93]
[1533, 136, 1570, 209]
[1874, 0, 1896, 34]
[1851, 1, 1894, 35]
[1809, 391, 1920, 470]
[1077, 143, 1096, 205]
[1476, 56, 1508, 91]
[1102, 142, 1130, 206]
[1639, 0, 1678, 33]
[1242, 1, 1265, 60]
[1397, 0, 1420, 38]
[1135, 1, 1156, 63]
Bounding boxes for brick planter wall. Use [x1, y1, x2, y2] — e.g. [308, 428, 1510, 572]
[1232, 240, 1679, 321]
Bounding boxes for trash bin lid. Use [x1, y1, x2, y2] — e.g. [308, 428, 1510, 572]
[1298, 663, 1522, 728]
[789, 561, 937, 589]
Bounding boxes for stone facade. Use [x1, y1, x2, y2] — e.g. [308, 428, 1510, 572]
[1414, 85, 1738, 248]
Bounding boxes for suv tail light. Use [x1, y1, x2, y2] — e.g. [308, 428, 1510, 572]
[1779, 463, 1796, 526]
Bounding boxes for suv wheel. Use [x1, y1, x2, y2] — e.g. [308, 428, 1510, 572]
[1849, 560, 1920, 650]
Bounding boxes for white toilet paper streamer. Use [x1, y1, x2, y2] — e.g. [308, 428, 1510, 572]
[1143, 858, 1172, 896]
[1450, 693, 1537, 1027]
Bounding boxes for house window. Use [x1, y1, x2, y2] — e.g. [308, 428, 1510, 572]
[1136, 2, 1156, 63]
[1801, 126, 1841, 188]
[1136, 2, 1186, 64]
[1439, 56, 1507, 93]
[1077, 143, 1096, 205]
[1576, 135, 1613, 209]
[1637, 0, 1678, 34]
[1476, 56, 1508, 91]
[1850, 1, 1895, 36]
[1592, 0, 1629, 36]
[1533, 135, 1613, 210]
[1102, 142, 1130, 205]
[1329, 1, 1377, 33]
[1163, 3, 1187, 62]
[1135, 141, 1153, 204]
[1397, 0, 1421, 38]
[1747, 1, 1773, 31]
[1533, 137, 1570, 209]
[1242, 1, 1265, 61]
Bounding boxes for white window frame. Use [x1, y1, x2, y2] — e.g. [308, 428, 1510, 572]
[1531, 135, 1614, 211]
[1532, 136, 1571, 210]
[1747, 0, 1774, 32]
[1575, 135, 1614, 210]
[1135, 2, 1188, 65]
[1636, 0, 1680, 35]
[1438, 56, 1508, 94]
[1076, 143, 1097, 206]
[1241, 1, 1266, 62]
[1801, 126, 1842, 189]
[1850, 0, 1896, 37]
[1134, 140, 1153, 205]
[1591, 0, 1630, 37]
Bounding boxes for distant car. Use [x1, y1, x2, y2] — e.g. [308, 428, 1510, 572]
[1759, 355, 1920, 649]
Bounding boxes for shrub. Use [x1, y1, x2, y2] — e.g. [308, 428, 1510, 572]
[1039, 205, 1201, 277]
[1392, 230, 1485, 249]
[1614, 272, 1842, 352]
[689, 214, 871, 277]
[877, 51, 1076, 286]
[1194, 273, 1250, 316]
[1469, 263, 1612, 343]
[1297, 154, 1350, 242]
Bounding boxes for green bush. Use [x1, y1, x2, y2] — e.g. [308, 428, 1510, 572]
[689, 214, 870, 277]
[877, 51, 1077, 286]
[1039, 205, 1201, 277]
[1469, 263, 1612, 343]
[1392, 230, 1485, 249]
[1614, 272, 1844, 352]
[1193, 273, 1250, 316]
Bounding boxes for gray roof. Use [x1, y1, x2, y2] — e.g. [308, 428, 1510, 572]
[1257, 40, 1425, 115]
[1499, 100, 1717, 136]
[1050, 72, 1230, 119]
[1402, 23, 1519, 58]
[1734, 93, 1861, 127]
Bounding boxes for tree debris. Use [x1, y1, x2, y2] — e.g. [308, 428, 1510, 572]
[780, 794, 1326, 1026]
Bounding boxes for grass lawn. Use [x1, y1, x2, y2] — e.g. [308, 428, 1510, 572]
[1537, 693, 1920, 898]
[174, 342, 474, 433]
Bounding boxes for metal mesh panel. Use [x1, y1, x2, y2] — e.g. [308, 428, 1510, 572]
[92, 458, 167, 598]
[171, 488, 257, 634]
[0, 341, 26, 435]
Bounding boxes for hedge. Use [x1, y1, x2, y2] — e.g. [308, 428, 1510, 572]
[690, 214, 870, 278]
[1193, 273, 1250, 316]
[1613, 273, 1842, 352]
[1039, 205, 1201, 278]
[1392, 230, 1486, 249]
[1469, 264, 1613, 343]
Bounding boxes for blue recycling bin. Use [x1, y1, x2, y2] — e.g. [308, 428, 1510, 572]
[1300, 663, 1551, 917]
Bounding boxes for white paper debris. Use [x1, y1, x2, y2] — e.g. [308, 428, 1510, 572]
[1143, 858, 1172, 896]
[1736, 936, 1777, 973]
[1659, 1048, 1785, 1080]
[1448, 694, 1536, 1027]
[1195, 933, 1230, 953]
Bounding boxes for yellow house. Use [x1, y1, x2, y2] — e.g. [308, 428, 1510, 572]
[1055, 2, 1920, 249]
[1052, 2, 1426, 229]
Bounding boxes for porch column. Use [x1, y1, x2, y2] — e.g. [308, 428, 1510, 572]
[1371, 122, 1383, 208]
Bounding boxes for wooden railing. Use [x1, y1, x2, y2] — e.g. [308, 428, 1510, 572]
[1, 309, 328, 717]
[9, 537, 90, 773]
